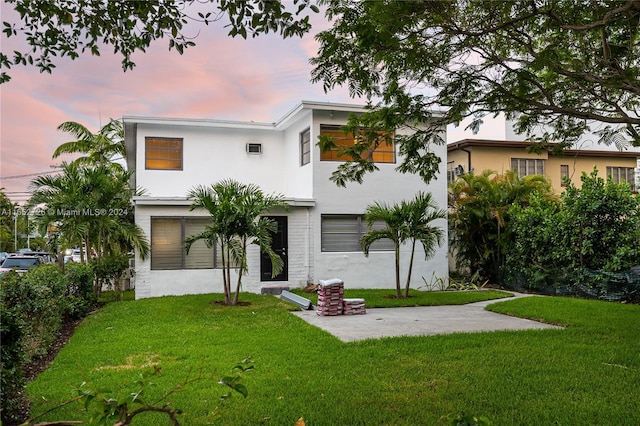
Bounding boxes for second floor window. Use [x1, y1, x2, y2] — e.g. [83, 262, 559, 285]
[319, 125, 395, 163]
[511, 158, 545, 178]
[146, 137, 183, 170]
[300, 128, 311, 166]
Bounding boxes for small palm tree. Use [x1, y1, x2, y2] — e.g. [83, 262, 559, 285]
[361, 191, 446, 298]
[186, 179, 287, 305]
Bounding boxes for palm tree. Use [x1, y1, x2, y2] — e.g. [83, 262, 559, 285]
[29, 163, 149, 265]
[400, 192, 447, 297]
[361, 192, 446, 298]
[53, 119, 125, 169]
[448, 169, 556, 281]
[185, 179, 287, 305]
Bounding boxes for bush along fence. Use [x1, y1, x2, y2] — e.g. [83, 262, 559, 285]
[0, 263, 95, 425]
[500, 265, 640, 303]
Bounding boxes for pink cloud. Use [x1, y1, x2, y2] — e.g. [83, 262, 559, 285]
[0, 4, 357, 203]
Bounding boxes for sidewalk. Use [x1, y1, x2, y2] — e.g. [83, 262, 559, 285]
[291, 293, 562, 342]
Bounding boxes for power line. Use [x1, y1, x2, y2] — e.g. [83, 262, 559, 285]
[1, 169, 61, 180]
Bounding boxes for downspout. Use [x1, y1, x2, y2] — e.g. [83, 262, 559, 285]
[461, 147, 472, 173]
[306, 207, 312, 284]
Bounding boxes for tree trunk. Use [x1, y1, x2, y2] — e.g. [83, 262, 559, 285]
[395, 243, 401, 298]
[404, 239, 416, 298]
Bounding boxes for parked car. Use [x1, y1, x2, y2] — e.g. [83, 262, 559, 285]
[19, 251, 54, 264]
[0, 252, 8, 263]
[0, 255, 45, 274]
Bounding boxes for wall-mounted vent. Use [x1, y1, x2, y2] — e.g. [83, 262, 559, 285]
[246, 143, 262, 154]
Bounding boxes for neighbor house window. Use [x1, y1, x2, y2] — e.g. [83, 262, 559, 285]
[321, 215, 395, 252]
[511, 158, 545, 178]
[319, 125, 395, 163]
[560, 164, 569, 187]
[151, 217, 232, 270]
[145, 137, 183, 170]
[606, 166, 636, 191]
[447, 162, 456, 185]
[300, 128, 311, 166]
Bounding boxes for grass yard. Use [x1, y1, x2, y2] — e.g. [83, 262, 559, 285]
[25, 292, 640, 425]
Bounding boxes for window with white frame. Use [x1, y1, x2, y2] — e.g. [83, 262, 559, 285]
[300, 128, 311, 166]
[606, 166, 636, 191]
[151, 217, 232, 270]
[321, 215, 396, 252]
[511, 158, 545, 178]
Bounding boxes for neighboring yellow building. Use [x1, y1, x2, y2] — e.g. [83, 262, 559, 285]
[447, 139, 639, 193]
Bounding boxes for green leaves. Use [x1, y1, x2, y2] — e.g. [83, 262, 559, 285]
[312, 0, 640, 151]
[187, 180, 287, 304]
[2, 0, 318, 81]
[361, 191, 445, 297]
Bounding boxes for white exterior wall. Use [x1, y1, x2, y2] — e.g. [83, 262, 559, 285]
[309, 109, 449, 290]
[135, 123, 288, 197]
[127, 102, 449, 299]
[134, 204, 312, 297]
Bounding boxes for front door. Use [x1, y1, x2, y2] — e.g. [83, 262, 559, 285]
[261, 216, 288, 281]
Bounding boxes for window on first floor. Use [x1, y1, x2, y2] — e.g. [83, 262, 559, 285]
[319, 124, 395, 163]
[300, 128, 311, 166]
[606, 166, 636, 191]
[151, 217, 235, 270]
[321, 214, 396, 252]
[511, 158, 545, 178]
[145, 137, 183, 170]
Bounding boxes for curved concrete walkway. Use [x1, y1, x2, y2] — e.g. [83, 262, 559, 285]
[291, 292, 562, 342]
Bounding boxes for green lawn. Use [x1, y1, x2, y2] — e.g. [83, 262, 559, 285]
[26, 292, 640, 425]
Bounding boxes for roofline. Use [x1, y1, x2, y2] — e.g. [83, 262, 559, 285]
[122, 115, 276, 130]
[448, 139, 640, 158]
[123, 100, 446, 130]
[132, 196, 316, 207]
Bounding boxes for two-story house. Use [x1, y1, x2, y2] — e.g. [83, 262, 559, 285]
[447, 139, 639, 192]
[123, 101, 448, 299]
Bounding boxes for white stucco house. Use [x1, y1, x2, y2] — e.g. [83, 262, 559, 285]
[123, 101, 448, 299]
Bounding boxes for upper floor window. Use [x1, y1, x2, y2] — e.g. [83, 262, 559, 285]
[319, 125, 395, 163]
[300, 128, 311, 166]
[511, 158, 545, 178]
[606, 166, 636, 191]
[146, 137, 183, 170]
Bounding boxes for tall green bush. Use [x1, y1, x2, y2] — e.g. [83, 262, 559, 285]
[0, 272, 28, 425]
[505, 168, 640, 293]
[560, 168, 640, 271]
[0, 263, 98, 424]
[448, 170, 556, 282]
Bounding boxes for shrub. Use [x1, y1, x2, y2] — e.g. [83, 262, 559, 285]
[91, 254, 129, 300]
[65, 262, 96, 318]
[0, 273, 28, 425]
[0, 263, 98, 424]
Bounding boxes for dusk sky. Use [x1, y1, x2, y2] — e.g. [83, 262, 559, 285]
[0, 3, 498, 204]
[0, 5, 331, 202]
